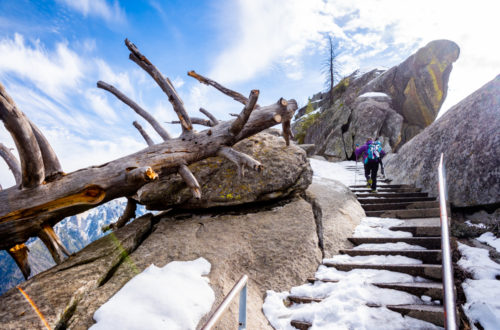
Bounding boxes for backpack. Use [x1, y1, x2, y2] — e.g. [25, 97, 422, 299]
[366, 142, 381, 162]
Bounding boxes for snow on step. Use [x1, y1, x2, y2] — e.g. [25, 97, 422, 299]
[374, 282, 443, 301]
[356, 192, 429, 198]
[323, 254, 423, 265]
[366, 208, 441, 218]
[353, 217, 412, 238]
[362, 201, 439, 211]
[349, 237, 442, 250]
[358, 196, 436, 204]
[352, 242, 427, 250]
[323, 263, 443, 280]
[340, 249, 442, 264]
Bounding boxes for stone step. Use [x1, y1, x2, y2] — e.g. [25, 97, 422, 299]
[348, 237, 442, 250]
[351, 188, 423, 193]
[290, 320, 312, 330]
[373, 282, 443, 301]
[365, 208, 441, 218]
[350, 184, 415, 189]
[357, 197, 436, 204]
[288, 295, 323, 304]
[306, 277, 339, 284]
[291, 302, 444, 329]
[361, 201, 440, 211]
[322, 262, 442, 280]
[386, 304, 444, 327]
[339, 249, 442, 264]
[356, 192, 429, 198]
[391, 225, 441, 237]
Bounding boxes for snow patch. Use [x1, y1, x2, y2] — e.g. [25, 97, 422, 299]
[458, 243, 500, 280]
[353, 242, 427, 251]
[465, 220, 487, 229]
[353, 217, 411, 238]
[91, 258, 214, 330]
[477, 232, 500, 253]
[358, 92, 390, 99]
[309, 158, 358, 187]
[323, 254, 422, 265]
[462, 279, 500, 329]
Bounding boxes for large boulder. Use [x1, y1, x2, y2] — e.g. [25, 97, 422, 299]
[292, 40, 459, 160]
[0, 179, 364, 329]
[136, 132, 312, 209]
[384, 75, 500, 208]
[362, 39, 460, 141]
[305, 179, 364, 257]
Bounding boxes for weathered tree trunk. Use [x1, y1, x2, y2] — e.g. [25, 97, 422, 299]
[0, 38, 297, 277]
[0, 143, 21, 185]
[0, 99, 294, 250]
[0, 84, 44, 188]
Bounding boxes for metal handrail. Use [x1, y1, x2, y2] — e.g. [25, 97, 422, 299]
[438, 153, 457, 329]
[202, 274, 248, 330]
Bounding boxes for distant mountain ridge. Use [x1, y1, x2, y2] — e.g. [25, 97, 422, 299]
[0, 199, 146, 295]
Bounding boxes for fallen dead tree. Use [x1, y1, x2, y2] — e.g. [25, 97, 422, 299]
[0, 39, 297, 279]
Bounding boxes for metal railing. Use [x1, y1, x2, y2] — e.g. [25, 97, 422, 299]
[438, 153, 457, 329]
[201, 274, 248, 330]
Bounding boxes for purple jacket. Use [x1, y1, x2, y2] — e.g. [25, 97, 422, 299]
[355, 140, 386, 162]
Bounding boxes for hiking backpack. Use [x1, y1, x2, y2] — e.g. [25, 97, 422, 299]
[366, 142, 381, 162]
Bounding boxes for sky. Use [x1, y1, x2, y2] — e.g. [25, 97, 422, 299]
[0, 0, 499, 188]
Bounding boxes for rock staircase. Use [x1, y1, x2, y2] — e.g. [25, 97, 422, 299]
[289, 175, 449, 329]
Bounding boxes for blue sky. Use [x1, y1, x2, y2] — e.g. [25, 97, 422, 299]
[1, 0, 499, 187]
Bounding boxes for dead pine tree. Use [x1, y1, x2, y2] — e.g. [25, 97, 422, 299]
[322, 35, 341, 106]
[0, 38, 297, 279]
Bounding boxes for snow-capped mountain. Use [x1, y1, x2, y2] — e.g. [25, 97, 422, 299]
[0, 199, 146, 295]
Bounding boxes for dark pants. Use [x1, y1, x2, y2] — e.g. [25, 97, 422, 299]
[365, 160, 379, 190]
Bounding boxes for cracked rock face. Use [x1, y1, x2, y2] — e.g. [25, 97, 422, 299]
[0, 178, 364, 329]
[385, 75, 500, 208]
[137, 132, 313, 210]
[292, 39, 459, 161]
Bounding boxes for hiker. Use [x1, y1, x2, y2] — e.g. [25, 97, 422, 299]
[375, 140, 385, 179]
[355, 138, 386, 192]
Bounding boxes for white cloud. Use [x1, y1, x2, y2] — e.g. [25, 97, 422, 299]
[212, 0, 500, 115]
[57, 0, 126, 24]
[171, 76, 185, 89]
[0, 34, 84, 102]
[210, 0, 344, 84]
[85, 90, 119, 123]
[96, 59, 135, 97]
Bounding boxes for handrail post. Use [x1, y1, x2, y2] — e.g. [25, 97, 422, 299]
[238, 282, 247, 329]
[202, 275, 248, 330]
[438, 153, 457, 329]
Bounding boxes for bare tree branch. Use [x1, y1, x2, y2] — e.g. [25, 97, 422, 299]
[0, 83, 44, 188]
[29, 120, 64, 181]
[125, 39, 193, 133]
[97, 81, 171, 141]
[199, 108, 219, 126]
[178, 164, 201, 199]
[169, 117, 213, 127]
[282, 120, 292, 146]
[133, 121, 155, 146]
[217, 146, 262, 177]
[103, 197, 137, 232]
[8, 244, 30, 279]
[230, 90, 259, 136]
[188, 70, 249, 105]
[38, 224, 70, 264]
[0, 143, 21, 185]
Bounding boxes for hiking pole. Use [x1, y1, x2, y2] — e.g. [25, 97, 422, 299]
[354, 144, 359, 185]
[355, 159, 358, 185]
